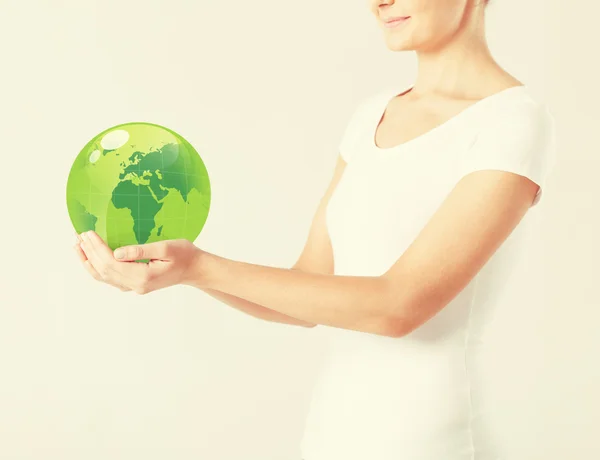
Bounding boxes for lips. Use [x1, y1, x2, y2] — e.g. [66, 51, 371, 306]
[383, 16, 410, 25]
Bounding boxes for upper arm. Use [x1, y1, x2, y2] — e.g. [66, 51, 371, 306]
[379, 101, 557, 337]
[290, 153, 347, 275]
[380, 169, 538, 336]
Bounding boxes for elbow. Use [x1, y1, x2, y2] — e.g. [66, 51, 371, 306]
[376, 315, 416, 338]
[377, 296, 446, 338]
[372, 286, 423, 338]
[364, 306, 418, 338]
[363, 276, 432, 338]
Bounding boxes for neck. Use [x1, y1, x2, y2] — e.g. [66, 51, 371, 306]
[410, 3, 501, 98]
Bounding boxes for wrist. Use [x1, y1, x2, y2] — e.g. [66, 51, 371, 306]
[182, 246, 210, 289]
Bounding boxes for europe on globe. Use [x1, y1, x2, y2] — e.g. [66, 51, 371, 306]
[66, 122, 211, 260]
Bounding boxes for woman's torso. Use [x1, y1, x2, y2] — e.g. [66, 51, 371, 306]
[300, 84, 544, 460]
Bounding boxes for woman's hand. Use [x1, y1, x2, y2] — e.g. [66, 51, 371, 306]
[73, 230, 203, 295]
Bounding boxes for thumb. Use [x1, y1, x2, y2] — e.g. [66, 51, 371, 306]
[114, 241, 168, 261]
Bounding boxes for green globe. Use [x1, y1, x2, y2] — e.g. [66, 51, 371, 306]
[66, 122, 211, 261]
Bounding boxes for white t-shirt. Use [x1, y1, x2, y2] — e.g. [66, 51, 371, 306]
[300, 84, 557, 460]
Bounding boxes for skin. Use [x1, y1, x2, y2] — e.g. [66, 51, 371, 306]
[75, 0, 541, 338]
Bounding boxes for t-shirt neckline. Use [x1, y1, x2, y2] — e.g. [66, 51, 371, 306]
[369, 83, 528, 155]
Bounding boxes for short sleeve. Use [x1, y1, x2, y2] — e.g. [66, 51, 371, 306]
[458, 101, 557, 207]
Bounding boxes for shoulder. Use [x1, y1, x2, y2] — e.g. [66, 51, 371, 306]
[460, 87, 558, 197]
[346, 86, 398, 115]
[344, 89, 387, 121]
[475, 87, 556, 137]
[339, 87, 393, 136]
[337, 87, 396, 163]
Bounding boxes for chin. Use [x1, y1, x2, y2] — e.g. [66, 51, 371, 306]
[384, 38, 416, 52]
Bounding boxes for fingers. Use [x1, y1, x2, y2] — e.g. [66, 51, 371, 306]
[97, 232, 151, 285]
[75, 234, 88, 261]
[84, 231, 147, 279]
[75, 233, 132, 292]
[113, 241, 169, 261]
[80, 231, 116, 273]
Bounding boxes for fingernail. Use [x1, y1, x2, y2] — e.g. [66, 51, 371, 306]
[114, 249, 124, 259]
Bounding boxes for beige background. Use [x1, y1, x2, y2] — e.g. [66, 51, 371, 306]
[0, 0, 597, 459]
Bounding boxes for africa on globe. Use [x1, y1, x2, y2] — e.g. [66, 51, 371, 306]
[66, 122, 211, 261]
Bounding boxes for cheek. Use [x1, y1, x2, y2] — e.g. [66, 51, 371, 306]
[411, 11, 463, 45]
[431, 1, 467, 32]
[423, 16, 454, 37]
[414, 0, 465, 36]
[368, 0, 377, 16]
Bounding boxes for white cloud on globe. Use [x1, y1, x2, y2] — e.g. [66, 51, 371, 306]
[101, 129, 130, 150]
[89, 149, 101, 163]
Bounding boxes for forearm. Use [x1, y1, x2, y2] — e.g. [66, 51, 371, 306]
[198, 286, 317, 327]
[186, 251, 399, 336]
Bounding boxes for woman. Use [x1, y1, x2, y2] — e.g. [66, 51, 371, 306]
[74, 0, 556, 458]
